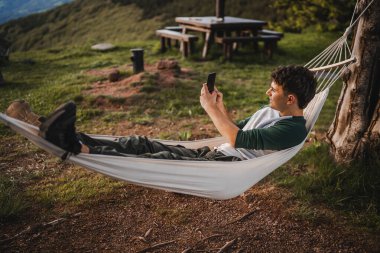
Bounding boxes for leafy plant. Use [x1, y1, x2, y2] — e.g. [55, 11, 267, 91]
[178, 130, 192, 141]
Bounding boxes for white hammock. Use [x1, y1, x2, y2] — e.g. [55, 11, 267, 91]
[0, 89, 328, 199]
[0, 1, 369, 200]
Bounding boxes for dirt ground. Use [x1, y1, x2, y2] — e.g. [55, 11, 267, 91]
[1, 61, 379, 252]
[1, 139, 379, 252]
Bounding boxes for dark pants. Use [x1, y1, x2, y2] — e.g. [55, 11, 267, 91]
[77, 133, 241, 161]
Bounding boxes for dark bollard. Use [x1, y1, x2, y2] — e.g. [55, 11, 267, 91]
[130, 48, 144, 74]
[216, 0, 225, 20]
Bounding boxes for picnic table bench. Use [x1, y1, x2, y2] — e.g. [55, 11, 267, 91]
[164, 26, 183, 32]
[258, 29, 284, 38]
[156, 29, 198, 58]
[215, 33, 282, 60]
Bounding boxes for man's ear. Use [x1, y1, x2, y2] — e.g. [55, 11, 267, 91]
[287, 94, 297, 105]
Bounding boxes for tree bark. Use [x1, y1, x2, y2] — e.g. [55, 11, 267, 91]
[327, 0, 380, 164]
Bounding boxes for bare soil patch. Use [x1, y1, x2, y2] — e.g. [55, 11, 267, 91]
[83, 59, 192, 99]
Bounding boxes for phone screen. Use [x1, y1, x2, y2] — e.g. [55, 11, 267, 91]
[207, 72, 216, 93]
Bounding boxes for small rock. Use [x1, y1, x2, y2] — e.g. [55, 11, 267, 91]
[108, 70, 120, 82]
[91, 43, 116, 51]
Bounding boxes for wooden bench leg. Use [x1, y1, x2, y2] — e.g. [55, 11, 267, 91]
[253, 41, 259, 52]
[183, 41, 189, 58]
[167, 38, 172, 48]
[202, 32, 212, 59]
[180, 27, 187, 52]
[264, 41, 274, 58]
[160, 37, 166, 53]
[188, 40, 195, 56]
[224, 42, 233, 60]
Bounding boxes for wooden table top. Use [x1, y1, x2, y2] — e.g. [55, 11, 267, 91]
[175, 16, 267, 30]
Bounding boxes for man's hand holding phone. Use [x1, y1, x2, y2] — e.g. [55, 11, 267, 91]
[206, 72, 216, 93]
[200, 72, 219, 112]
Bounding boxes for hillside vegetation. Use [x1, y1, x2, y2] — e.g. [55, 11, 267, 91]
[0, 0, 355, 52]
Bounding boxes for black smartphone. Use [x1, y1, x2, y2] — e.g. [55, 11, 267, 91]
[206, 72, 216, 93]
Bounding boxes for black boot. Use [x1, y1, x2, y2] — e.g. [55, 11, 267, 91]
[39, 101, 81, 154]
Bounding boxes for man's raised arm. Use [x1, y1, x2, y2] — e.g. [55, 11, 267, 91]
[200, 84, 239, 147]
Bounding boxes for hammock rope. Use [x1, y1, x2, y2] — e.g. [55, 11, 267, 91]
[0, 0, 373, 199]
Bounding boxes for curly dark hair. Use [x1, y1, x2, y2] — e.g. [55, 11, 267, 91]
[271, 65, 317, 109]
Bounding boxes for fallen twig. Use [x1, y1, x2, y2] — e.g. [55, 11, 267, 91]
[132, 227, 154, 244]
[195, 227, 205, 238]
[0, 226, 31, 244]
[136, 236, 149, 243]
[43, 217, 66, 226]
[201, 234, 223, 242]
[183, 234, 224, 252]
[137, 240, 176, 253]
[226, 209, 257, 225]
[216, 238, 237, 253]
[0, 214, 75, 244]
[144, 228, 153, 239]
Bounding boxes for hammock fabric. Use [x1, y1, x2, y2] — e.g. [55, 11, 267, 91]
[1, 0, 370, 200]
[0, 89, 327, 200]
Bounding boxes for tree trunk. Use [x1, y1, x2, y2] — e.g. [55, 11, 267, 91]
[327, 0, 380, 164]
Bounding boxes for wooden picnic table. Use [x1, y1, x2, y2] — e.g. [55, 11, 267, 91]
[175, 16, 267, 58]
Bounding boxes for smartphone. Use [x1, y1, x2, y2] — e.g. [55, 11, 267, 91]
[206, 72, 216, 93]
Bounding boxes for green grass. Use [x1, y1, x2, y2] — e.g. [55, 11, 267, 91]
[0, 175, 28, 220]
[271, 142, 380, 231]
[27, 168, 125, 207]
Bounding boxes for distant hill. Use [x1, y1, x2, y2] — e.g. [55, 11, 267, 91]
[0, 0, 73, 24]
[0, 0, 354, 52]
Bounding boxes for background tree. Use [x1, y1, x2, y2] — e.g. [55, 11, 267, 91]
[327, 0, 380, 163]
[271, 0, 356, 32]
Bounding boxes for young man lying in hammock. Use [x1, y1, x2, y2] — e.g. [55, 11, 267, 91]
[6, 65, 316, 161]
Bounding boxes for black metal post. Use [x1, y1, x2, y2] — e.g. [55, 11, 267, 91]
[130, 48, 144, 74]
[216, 0, 225, 19]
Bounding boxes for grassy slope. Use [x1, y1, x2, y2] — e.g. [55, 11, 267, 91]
[0, 2, 164, 51]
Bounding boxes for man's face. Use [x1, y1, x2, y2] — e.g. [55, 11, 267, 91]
[266, 81, 289, 112]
